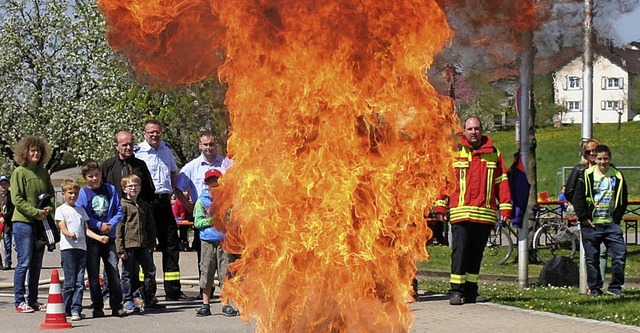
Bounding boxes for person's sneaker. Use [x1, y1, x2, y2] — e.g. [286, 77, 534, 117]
[221, 305, 238, 317]
[93, 309, 105, 318]
[15, 302, 35, 313]
[195, 305, 211, 317]
[122, 301, 136, 314]
[590, 289, 603, 297]
[29, 302, 47, 311]
[70, 312, 84, 321]
[449, 294, 463, 306]
[606, 289, 626, 297]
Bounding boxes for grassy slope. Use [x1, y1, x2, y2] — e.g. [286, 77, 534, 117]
[489, 122, 640, 198]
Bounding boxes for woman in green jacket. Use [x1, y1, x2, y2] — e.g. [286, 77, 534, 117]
[10, 136, 55, 313]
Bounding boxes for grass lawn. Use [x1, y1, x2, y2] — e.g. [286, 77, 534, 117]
[418, 244, 640, 326]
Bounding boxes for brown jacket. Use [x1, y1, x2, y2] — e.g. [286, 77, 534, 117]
[116, 197, 156, 255]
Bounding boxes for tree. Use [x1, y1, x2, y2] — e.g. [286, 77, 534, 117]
[533, 74, 566, 127]
[0, 1, 231, 174]
[114, 80, 229, 165]
[456, 71, 510, 129]
[0, 0, 139, 173]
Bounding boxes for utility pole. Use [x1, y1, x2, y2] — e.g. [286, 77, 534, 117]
[578, 0, 594, 295]
[517, 28, 534, 289]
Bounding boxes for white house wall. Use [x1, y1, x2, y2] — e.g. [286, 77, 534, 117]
[553, 55, 629, 124]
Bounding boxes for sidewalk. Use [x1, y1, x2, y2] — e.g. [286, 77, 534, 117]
[0, 249, 639, 332]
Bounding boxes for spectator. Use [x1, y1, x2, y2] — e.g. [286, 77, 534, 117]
[172, 192, 193, 251]
[194, 169, 237, 317]
[117, 174, 159, 313]
[433, 117, 512, 306]
[55, 179, 109, 321]
[0, 175, 15, 270]
[564, 139, 608, 281]
[175, 130, 228, 297]
[10, 135, 55, 313]
[573, 144, 628, 297]
[135, 120, 190, 301]
[75, 159, 127, 317]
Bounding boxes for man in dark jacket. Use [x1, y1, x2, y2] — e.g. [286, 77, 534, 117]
[573, 144, 627, 297]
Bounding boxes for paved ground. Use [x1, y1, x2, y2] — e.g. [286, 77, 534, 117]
[1, 249, 639, 332]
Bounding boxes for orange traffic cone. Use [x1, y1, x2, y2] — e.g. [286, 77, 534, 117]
[40, 269, 72, 330]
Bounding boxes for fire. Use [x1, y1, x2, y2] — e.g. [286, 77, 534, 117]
[98, 0, 459, 331]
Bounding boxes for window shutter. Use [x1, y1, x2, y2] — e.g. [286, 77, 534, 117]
[619, 77, 624, 89]
[621, 100, 625, 109]
[562, 76, 567, 90]
[601, 100, 606, 110]
[601, 77, 607, 90]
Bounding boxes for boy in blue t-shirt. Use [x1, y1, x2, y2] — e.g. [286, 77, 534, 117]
[55, 179, 109, 321]
[75, 159, 126, 317]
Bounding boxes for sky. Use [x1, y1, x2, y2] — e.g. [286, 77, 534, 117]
[613, 6, 640, 45]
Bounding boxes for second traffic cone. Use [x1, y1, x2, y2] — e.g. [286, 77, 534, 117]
[40, 269, 72, 330]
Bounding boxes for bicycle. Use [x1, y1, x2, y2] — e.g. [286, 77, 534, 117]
[530, 204, 579, 263]
[482, 223, 516, 266]
[483, 204, 580, 266]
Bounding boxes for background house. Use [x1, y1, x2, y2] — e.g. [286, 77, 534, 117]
[553, 43, 640, 124]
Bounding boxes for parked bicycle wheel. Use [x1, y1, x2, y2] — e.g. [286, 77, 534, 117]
[482, 226, 513, 266]
[532, 222, 578, 263]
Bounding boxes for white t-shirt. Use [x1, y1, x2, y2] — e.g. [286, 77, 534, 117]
[54, 203, 90, 251]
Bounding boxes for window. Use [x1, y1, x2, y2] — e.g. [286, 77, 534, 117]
[601, 100, 624, 110]
[566, 101, 581, 111]
[568, 76, 581, 89]
[562, 75, 582, 90]
[601, 76, 625, 90]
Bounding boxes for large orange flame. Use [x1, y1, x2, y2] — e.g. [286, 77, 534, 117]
[98, 0, 459, 331]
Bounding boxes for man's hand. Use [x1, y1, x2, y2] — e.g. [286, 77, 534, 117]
[119, 253, 128, 260]
[99, 236, 109, 244]
[99, 223, 112, 234]
[434, 213, 446, 222]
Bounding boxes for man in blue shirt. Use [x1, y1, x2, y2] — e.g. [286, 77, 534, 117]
[136, 120, 190, 301]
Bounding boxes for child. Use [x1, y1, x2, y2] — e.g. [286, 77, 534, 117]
[573, 144, 628, 297]
[116, 174, 159, 313]
[55, 179, 109, 321]
[75, 159, 127, 317]
[194, 168, 237, 317]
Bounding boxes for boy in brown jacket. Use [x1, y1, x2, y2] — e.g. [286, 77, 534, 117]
[116, 174, 160, 313]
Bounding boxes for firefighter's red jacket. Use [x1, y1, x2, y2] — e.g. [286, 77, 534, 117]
[434, 135, 512, 224]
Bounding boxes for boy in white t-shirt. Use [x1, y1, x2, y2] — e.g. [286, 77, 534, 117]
[55, 179, 109, 321]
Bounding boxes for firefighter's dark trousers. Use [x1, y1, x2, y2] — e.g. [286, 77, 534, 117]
[449, 221, 491, 298]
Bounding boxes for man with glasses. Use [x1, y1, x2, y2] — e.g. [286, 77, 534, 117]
[136, 120, 191, 301]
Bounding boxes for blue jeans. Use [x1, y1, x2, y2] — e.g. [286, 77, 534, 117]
[86, 238, 122, 312]
[580, 223, 627, 291]
[4, 228, 12, 268]
[121, 247, 157, 302]
[13, 222, 45, 307]
[61, 249, 86, 314]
